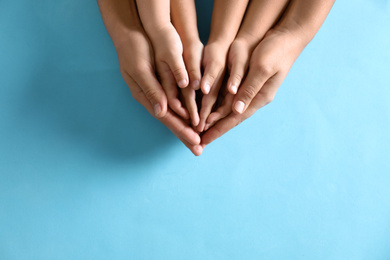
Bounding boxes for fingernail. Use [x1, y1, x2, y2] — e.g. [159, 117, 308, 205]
[178, 79, 188, 88]
[234, 101, 245, 114]
[192, 117, 200, 127]
[192, 80, 200, 90]
[203, 83, 211, 94]
[154, 104, 162, 117]
[230, 84, 238, 94]
[204, 123, 210, 131]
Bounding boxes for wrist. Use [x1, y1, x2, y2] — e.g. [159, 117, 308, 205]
[267, 26, 309, 52]
[111, 25, 143, 52]
[272, 23, 313, 49]
[206, 38, 233, 53]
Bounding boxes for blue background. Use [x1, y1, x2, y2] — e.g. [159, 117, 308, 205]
[1, 0, 390, 259]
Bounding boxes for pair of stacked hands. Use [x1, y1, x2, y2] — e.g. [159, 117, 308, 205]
[98, 0, 334, 156]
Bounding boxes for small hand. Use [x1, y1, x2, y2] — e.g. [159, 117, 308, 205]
[197, 41, 229, 132]
[180, 39, 204, 127]
[149, 23, 191, 120]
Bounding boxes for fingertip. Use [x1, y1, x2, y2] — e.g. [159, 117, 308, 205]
[197, 120, 205, 133]
[194, 134, 201, 145]
[202, 82, 211, 95]
[192, 114, 200, 127]
[191, 80, 200, 90]
[233, 100, 245, 114]
[228, 82, 238, 94]
[177, 78, 188, 88]
[192, 145, 203, 156]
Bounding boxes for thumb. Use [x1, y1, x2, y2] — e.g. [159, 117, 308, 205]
[133, 68, 168, 118]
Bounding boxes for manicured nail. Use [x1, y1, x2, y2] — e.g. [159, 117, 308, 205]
[234, 101, 245, 114]
[154, 104, 162, 117]
[178, 79, 188, 88]
[230, 84, 238, 94]
[191, 80, 200, 90]
[203, 83, 211, 94]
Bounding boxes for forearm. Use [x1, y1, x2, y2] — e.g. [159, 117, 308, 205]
[97, 0, 141, 49]
[135, 0, 170, 38]
[171, 0, 199, 45]
[274, 0, 335, 46]
[208, 0, 250, 46]
[236, 0, 289, 47]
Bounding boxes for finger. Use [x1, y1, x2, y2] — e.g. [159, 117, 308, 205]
[160, 109, 201, 146]
[197, 76, 224, 132]
[172, 130, 203, 156]
[157, 61, 189, 119]
[205, 93, 234, 131]
[183, 44, 203, 90]
[202, 76, 281, 145]
[123, 73, 202, 154]
[127, 65, 168, 118]
[227, 42, 250, 94]
[181, 87, 200, 126]
[232, 65, 274, 115]
[166, 54, 189, 88]
[200, 60, 224, 95]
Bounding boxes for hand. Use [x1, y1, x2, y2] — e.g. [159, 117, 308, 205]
[180, 39, 204, 127]
[201, 29, 305, 145]
[197, 41, 230, 132]
[205, 0, 290, 130]
[117, 24, 203, 155]
[149, 23, 191, 120]
[170, 0, 204, 127]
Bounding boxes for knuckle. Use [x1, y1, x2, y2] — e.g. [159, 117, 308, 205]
[232, 73, 242, 84]
[171, 66, 186, 78]
[130, 89, 142, 103]
[131, 63, 151, 76]
[241, 85, 257, 100]
[187, 68, 200, 78]
[259, 92, 274, 105]
[143, 88, 159, 102]
[253, 62, 273, 77]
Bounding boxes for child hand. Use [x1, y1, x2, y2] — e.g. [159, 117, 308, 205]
[135, 0, 190, 119]
[170, 0, 203, 127]
[180, 39, 203, 126]
[195, 0, 250, 132]
[150, 24, 190, 120]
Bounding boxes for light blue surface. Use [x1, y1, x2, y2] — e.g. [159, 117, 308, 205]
[1, 1, 390, 259]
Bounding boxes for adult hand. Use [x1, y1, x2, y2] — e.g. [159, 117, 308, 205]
[201, 29, 305, 145]
[98, 0, 202, 155]
[116, 25, 203, 155]
[205, 0, 290, 130]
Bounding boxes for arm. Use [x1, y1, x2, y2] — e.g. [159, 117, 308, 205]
[97, 0, 203, 155]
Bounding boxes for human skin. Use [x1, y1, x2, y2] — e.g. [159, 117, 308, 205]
[97, 0, 203, 156]
[196, 0, 250, 132]
[171, 0, 204, 127]
[135, 0, 190, 120]
[201, 0, 335, 146]
[205, 0, 290, 130]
